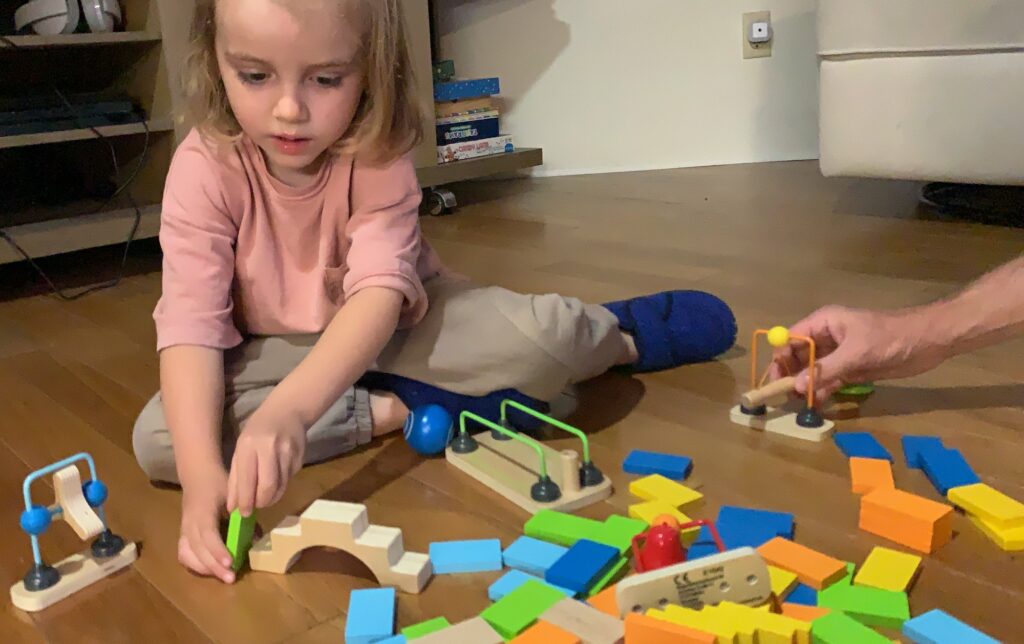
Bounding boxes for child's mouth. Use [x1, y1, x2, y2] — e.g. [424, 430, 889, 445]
[272, 135, 312, 155]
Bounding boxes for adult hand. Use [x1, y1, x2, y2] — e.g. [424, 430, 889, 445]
[770, 305, 946, 402]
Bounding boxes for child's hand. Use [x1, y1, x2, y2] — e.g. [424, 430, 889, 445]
[227, 407, 306, 517]
[178, 468, 235, 584]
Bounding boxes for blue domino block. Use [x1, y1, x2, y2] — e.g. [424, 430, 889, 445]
[622, 450, 693, 480]
[429, 539, 503, 574]
[787, 583, 818, 606]
[717, 506, 795, 540]
[502, 536, 568, 577]
[545, 538, 619, 594]
[902, 609, 998, 644]
[685, 540, 721, 560]
[376, 637, 407, 644]
[901, 435, 945, 469]
[920, 448, 981, 495]
[833, 432, 893, 461]
[344, 588, 395, 644]
[488, 569, 576, 601]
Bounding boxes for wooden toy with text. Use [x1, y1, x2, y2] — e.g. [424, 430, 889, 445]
[730, 326, 836, 441]
[10, 453, 137, 612]
[445, 400, 612, 513]
[248, 499, 432, 593]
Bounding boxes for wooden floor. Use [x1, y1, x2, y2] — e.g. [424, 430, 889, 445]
[2, 160, 1023, 643]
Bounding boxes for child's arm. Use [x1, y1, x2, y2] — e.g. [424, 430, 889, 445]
[152, 134, 244, 583]
[227, 286, 404, 515]
[227, 153, 427, 516]
[774, 255, 1024, 400]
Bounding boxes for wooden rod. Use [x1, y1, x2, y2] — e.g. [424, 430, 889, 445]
[741, 376, 796, 408]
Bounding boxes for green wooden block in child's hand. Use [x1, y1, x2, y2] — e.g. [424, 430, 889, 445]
[226, 509, 257, 572]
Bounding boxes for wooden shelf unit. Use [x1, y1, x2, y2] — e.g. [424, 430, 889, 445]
[0, 0, 190, 265]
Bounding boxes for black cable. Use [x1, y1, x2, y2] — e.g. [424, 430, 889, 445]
[0, 33, 150, 300]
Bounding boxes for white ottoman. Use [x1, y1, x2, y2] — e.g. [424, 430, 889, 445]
[817, 0, 1024, 186]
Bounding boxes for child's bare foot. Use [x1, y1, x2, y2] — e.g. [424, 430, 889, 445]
[370, 391, 409, 437]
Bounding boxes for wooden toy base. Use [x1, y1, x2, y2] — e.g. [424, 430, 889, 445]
[10, 541, 138, 612]
[730, 405, 835, 442]
[445, 432, 612, 514]
[615, 547, 771, 617]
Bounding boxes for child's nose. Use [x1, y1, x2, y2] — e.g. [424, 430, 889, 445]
[273, 91, 308, 123]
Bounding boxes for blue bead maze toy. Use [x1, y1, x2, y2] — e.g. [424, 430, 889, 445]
[404, 404, 454, 456]
[10, 452, 137, 612]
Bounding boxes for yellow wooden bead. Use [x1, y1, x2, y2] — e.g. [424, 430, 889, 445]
[767, 326, 790, 347]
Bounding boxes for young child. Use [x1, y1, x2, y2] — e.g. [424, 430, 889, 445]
[132, 0, 737, 584]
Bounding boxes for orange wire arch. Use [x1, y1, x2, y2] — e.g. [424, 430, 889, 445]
[750, 329, 817, 409]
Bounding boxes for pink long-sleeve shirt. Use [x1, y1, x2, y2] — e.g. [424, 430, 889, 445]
[153, 130, 445, 351]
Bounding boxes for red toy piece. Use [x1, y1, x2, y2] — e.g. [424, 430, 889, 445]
[631, 516, 727, 573]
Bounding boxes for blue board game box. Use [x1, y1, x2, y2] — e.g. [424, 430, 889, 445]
[436, 110, 500, 145]
[434, 77, 500, 102]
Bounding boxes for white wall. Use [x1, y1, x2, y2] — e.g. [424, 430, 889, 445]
[437, 0, 820, 176]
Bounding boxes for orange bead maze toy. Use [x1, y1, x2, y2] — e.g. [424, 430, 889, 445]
[729, 326, 836, 442]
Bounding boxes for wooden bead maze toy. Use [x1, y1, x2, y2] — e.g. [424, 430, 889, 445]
[10, 453, 137, 612]
[445, 399, 612, 513]
[730, 326, 835, 441]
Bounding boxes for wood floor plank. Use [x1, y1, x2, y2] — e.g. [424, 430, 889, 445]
[1, 160, 1022, 641]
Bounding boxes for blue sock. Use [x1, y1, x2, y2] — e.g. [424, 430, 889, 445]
[359, 372, 550, 432]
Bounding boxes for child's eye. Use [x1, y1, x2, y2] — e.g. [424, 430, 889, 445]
[237, 71, 269, 85]
[313, 75, 343, 88]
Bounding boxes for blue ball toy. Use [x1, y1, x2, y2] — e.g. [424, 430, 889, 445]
[404, 404, 454, 456]
[20, 505, 51, 536]
[83, 480, 108, 507]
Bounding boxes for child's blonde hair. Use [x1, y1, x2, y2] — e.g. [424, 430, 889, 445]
[181, 0, 422, 163]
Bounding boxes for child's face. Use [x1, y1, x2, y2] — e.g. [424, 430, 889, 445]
[215, 0, 365, 185]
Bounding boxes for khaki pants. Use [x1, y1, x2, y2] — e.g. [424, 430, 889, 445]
[133, 277, 624, 483]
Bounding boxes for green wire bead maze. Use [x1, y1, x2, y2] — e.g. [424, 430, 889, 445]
[445, 401, 612, 514]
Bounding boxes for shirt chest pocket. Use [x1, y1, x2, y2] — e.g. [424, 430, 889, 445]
[323, 264, 348, 303]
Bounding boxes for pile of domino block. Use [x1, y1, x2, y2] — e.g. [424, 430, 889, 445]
[344, 446, 1008, 643]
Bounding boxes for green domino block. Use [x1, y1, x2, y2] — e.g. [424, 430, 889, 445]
[821, 562, 857, 593]
[524, 510, 603, 547]
[402, 616, 451, 639]
[480, 579, 566, 640]
[225, 509, 257, 572]
[818, 583, 910, 630]
[589, 515, 647, 554]
[587, 556, 629, 597]
[811, 611, 890, 643]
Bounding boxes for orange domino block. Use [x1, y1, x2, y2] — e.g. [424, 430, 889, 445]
[511, 620, 580, 644]
[860, 488, 953, 553]
[849, 458, 894, 494]
[624, 613, 716, 644]
[781, 603, 830, 622]
[588, 585, 619, 617]
[756, 537, 846, 589]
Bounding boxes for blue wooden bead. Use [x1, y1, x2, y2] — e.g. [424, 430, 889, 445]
[20, 505, 51, 536]
[403, 404, 454, 455]
[83, 480, 108, 507]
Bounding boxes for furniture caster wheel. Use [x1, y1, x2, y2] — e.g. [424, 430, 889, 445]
[426, 188, 456, 216]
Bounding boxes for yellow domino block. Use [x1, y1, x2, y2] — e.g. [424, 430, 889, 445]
[968, 513, 1024, 551]
[648, 606, 737, 644]
[711, 601, 810, 644]
[853, 546, 921, 592]
[627, 501, 701, 541]
[948, 483, 1024, 530]
[629, 474, 704, 510]
[768, 565, 798, 599]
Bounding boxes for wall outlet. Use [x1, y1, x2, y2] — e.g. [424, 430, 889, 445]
[743, 11, 772, 59]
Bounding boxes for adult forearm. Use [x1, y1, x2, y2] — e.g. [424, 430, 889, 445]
[159, 345, 227, 487]
[261, 287, 404, 429]
[914, 255, 1024, 359]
